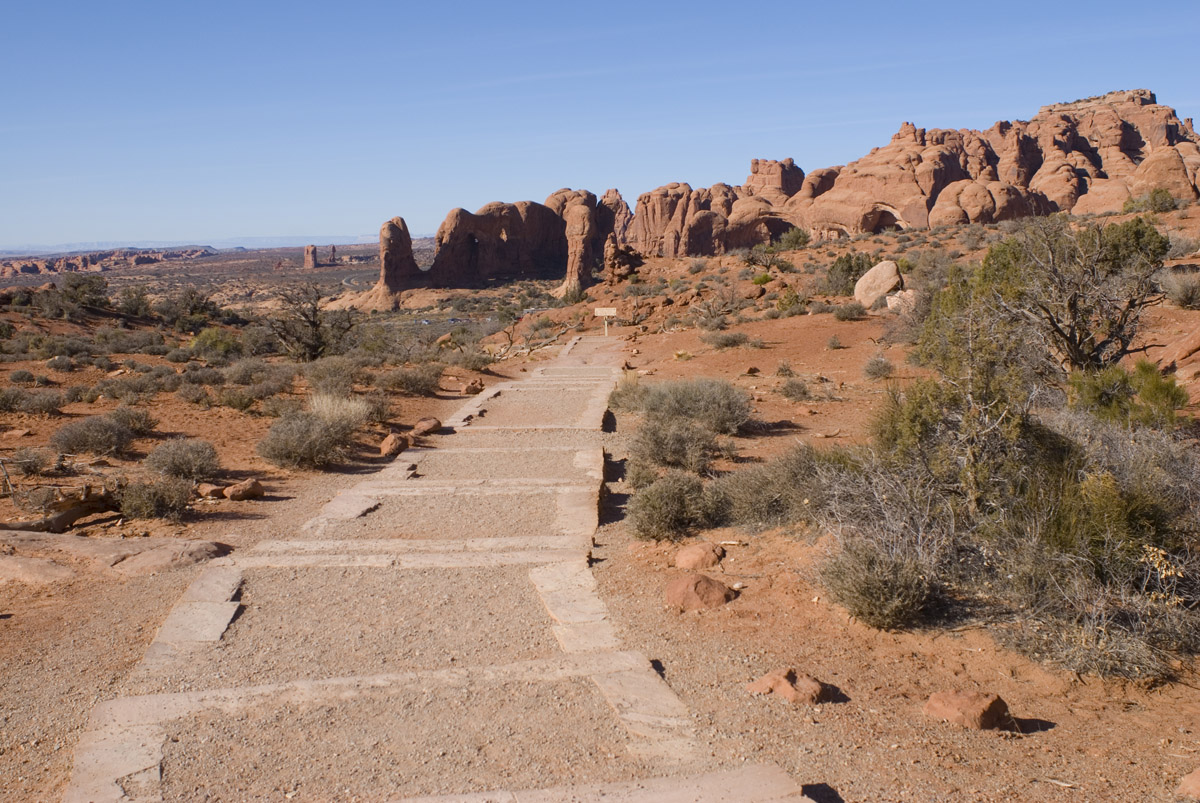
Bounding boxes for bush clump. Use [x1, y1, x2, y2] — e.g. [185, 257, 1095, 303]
[833, 302, 866, 321]
[145, 438, 220, 481]
[863, 354, 895, 380]
[780, 378, 810, 401]
[120, 477, 193, 521]
[382, 363, 444, 396]
[630, 418, 719, 474]
[50, 416, 133, 455]
[107, 405, 158, 436]
[627, 471, 708, 541]
[1165, 271, 1200, 309]
[820, 539, 939, 629]
[256, 393, 369, 469]
[698, 331, 750, 350]
[823, 252, 874, 296]
[303, 355, 362, 396]
[640, 379, 751, 435]
[11, 447, 55, 477]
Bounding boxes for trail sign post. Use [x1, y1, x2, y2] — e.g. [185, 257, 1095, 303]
[594, 307, 617, 336]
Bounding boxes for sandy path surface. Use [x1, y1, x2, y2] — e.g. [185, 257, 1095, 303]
[60, 336, 813, 802]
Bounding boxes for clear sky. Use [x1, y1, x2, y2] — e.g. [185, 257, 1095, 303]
[3, 0, 1198, 250]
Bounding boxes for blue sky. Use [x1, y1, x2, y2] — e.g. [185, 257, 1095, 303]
[2, 0, 1197, 249]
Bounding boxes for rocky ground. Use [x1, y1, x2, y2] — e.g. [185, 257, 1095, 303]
[2, 211, 1200, 800]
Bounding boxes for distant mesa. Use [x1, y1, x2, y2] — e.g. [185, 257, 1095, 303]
[0, 246, 215, 278]
[355, 89, 1200, 305]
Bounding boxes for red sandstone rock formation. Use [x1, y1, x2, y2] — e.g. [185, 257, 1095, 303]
[303, 244, 318, 269]
[428, 201, 568, 288]
[373, 89, 1198, 288]
[788, 89, 1198, 237]
[353, 217, 422, 310]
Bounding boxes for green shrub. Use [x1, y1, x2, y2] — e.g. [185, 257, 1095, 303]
[257, 411, 347, 469]
[699, 331, 749, 350]
[45, 355, 73, 372]
[627, 471, 708, 541]
[107, 405, 158, 435]
[780, 378, 810, 401]
[190, 327, 243, 360]
[177, 384, 213, 407]
[625, 458, 660, 490]
[9, 369, 34, 384]
[303, 356, 362, 396]
[833, 302, 866, 321]
[382, 363, 444, 396]
[1167, 235, 1198, 260]
[165, 348, 192, 363]
[219, 388, 257, 411]
[823, 252, 874, 295]
[1069, 361, 1188, 429]
[641, 379, 751, 435]
[703, 444, 832, 529]
[863, 354, 895, 380]
[751, 273, 772, 286]
[608, 371, 646, 412]
[826, 335, 844, 350]
[50, 416, 133, 455]
[120, 477, 192, 521]
[16, 390, 63, 416]
[820, 539, 938, 629]
[363, 391, 392, 425]
[448, 348, 493, 371]
[181, 366, 225, 386]
[1123, 187, 1177, 214]
[776, 361, 795, 378]
[778, 227, 810, 250]
[630, 418, 718, 474]
[1165, 271, 1200, 309]
[11, 447, 54, 477]
[776, 287, 804, 313]
[145, 438, 220, 480]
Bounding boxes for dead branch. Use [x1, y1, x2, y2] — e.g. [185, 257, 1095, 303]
[0, 485, 118, 534]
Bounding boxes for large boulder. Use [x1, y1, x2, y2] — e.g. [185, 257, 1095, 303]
[854, 260, 903, 308]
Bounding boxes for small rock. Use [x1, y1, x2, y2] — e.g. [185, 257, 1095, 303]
[1177, 768, 1200, 799]
[746, 669, 828, 705]
[461, 378, 485, 395]
[224, 478, 264, 501]
[675, 542, 725, 570]
[379, 433, 409, 458]
[197, 483, 226, 499]
[745, 366, 760, 375]
[923, 690, 1012, 730]
[665, 574, 735, 611]
[411, 417, 442, 437]
[2, 429, 31, 438]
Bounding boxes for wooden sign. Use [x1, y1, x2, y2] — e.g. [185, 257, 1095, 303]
[594, 307, 617, 335]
